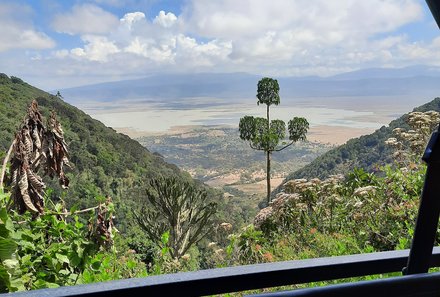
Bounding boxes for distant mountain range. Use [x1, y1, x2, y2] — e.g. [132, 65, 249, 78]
[60, 65, 440, 104]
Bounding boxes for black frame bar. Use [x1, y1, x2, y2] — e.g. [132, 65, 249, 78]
[249, 271, 440, 297]
[404, 128, 440, 274]
[5, 248, 440, 297]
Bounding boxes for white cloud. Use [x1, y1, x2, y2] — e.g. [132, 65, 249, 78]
[123, 36, 177, 63]
[0, 29, 55, 52]
[183, 0, 423, 39]
[54, 49, 69, 58]
[153, 11, 178, 28]
[57, 9, 232, 67]
[120, 12, 146, 30]
[175, 35, 232, 67]
[0, 3, 55, 52]
[52, 4, 119, 35]
[71, 35, 120, 62]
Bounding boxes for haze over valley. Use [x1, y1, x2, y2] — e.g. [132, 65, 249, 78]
[61, 66, 440, 142]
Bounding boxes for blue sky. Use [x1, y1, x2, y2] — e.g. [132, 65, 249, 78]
[1, 0, 440, 90]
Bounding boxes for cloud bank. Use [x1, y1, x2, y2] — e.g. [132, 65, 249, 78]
[2, 0, 440, 89]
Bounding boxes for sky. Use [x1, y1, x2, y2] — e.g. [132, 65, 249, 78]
[1, 0, 440, 90]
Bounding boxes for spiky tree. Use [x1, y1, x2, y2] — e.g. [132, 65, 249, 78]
[134, 176, 217, 259]
[239, 77, 309, 204]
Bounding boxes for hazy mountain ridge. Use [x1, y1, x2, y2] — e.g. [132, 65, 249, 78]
[60, 66, 440, 104]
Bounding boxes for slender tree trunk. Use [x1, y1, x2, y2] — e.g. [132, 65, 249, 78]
[266, 104, 271, 204]
[266, 151, 271, 204]
[267, 105, 270, 123]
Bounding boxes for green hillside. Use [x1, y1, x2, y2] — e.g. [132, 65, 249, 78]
[0, 74, 196, 229]
[276, 97, 440, 193]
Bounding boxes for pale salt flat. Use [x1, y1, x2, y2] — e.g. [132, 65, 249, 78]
[79, 95, 425, 144]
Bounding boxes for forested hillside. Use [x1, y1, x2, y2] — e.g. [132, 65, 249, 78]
[0, 74, 201, 228]
[276, 97, 440, 194]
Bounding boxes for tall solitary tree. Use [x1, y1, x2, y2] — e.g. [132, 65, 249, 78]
[239, 77, 309, 204]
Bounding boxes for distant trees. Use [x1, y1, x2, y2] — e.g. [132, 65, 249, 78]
[134, 176, 217, 259]
[239, 77, 309, 203]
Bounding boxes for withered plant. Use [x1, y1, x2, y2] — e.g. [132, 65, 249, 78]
[0, 99, 116, 252]
[1, 100, 69, 214]
[88, 196, 115, 248]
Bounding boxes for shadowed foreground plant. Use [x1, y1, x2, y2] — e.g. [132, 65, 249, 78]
[134, 176, 217, 259]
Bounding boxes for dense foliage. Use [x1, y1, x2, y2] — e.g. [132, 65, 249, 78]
[0, 75, 222, 292]
[0, 189, 148, 292]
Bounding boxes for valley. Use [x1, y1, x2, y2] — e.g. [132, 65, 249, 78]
[133, 125, 333, 199]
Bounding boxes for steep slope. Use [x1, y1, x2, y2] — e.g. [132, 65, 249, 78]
[276, 97, 440, 193]
[0, 73, 189, 218]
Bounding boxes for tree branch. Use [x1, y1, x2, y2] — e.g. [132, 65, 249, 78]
[274, 141, 294, 152]
[46, 204, 101, 216]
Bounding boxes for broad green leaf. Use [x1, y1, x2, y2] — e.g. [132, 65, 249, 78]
[55, 253, 70, 265]
[0, 238, 16, 261]
[69, 254, 81, 268]
[20, 254, 31, 265]
[45, 282, 60, 289]
[161, 231, 170, 245]
[9, 277, 25, 292]
[69, 205, 79, 215]
[0, 209, 13, 238]
[68, 273, 78, 281]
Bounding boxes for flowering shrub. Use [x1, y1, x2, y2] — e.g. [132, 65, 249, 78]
[386, 111, 439, 162]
